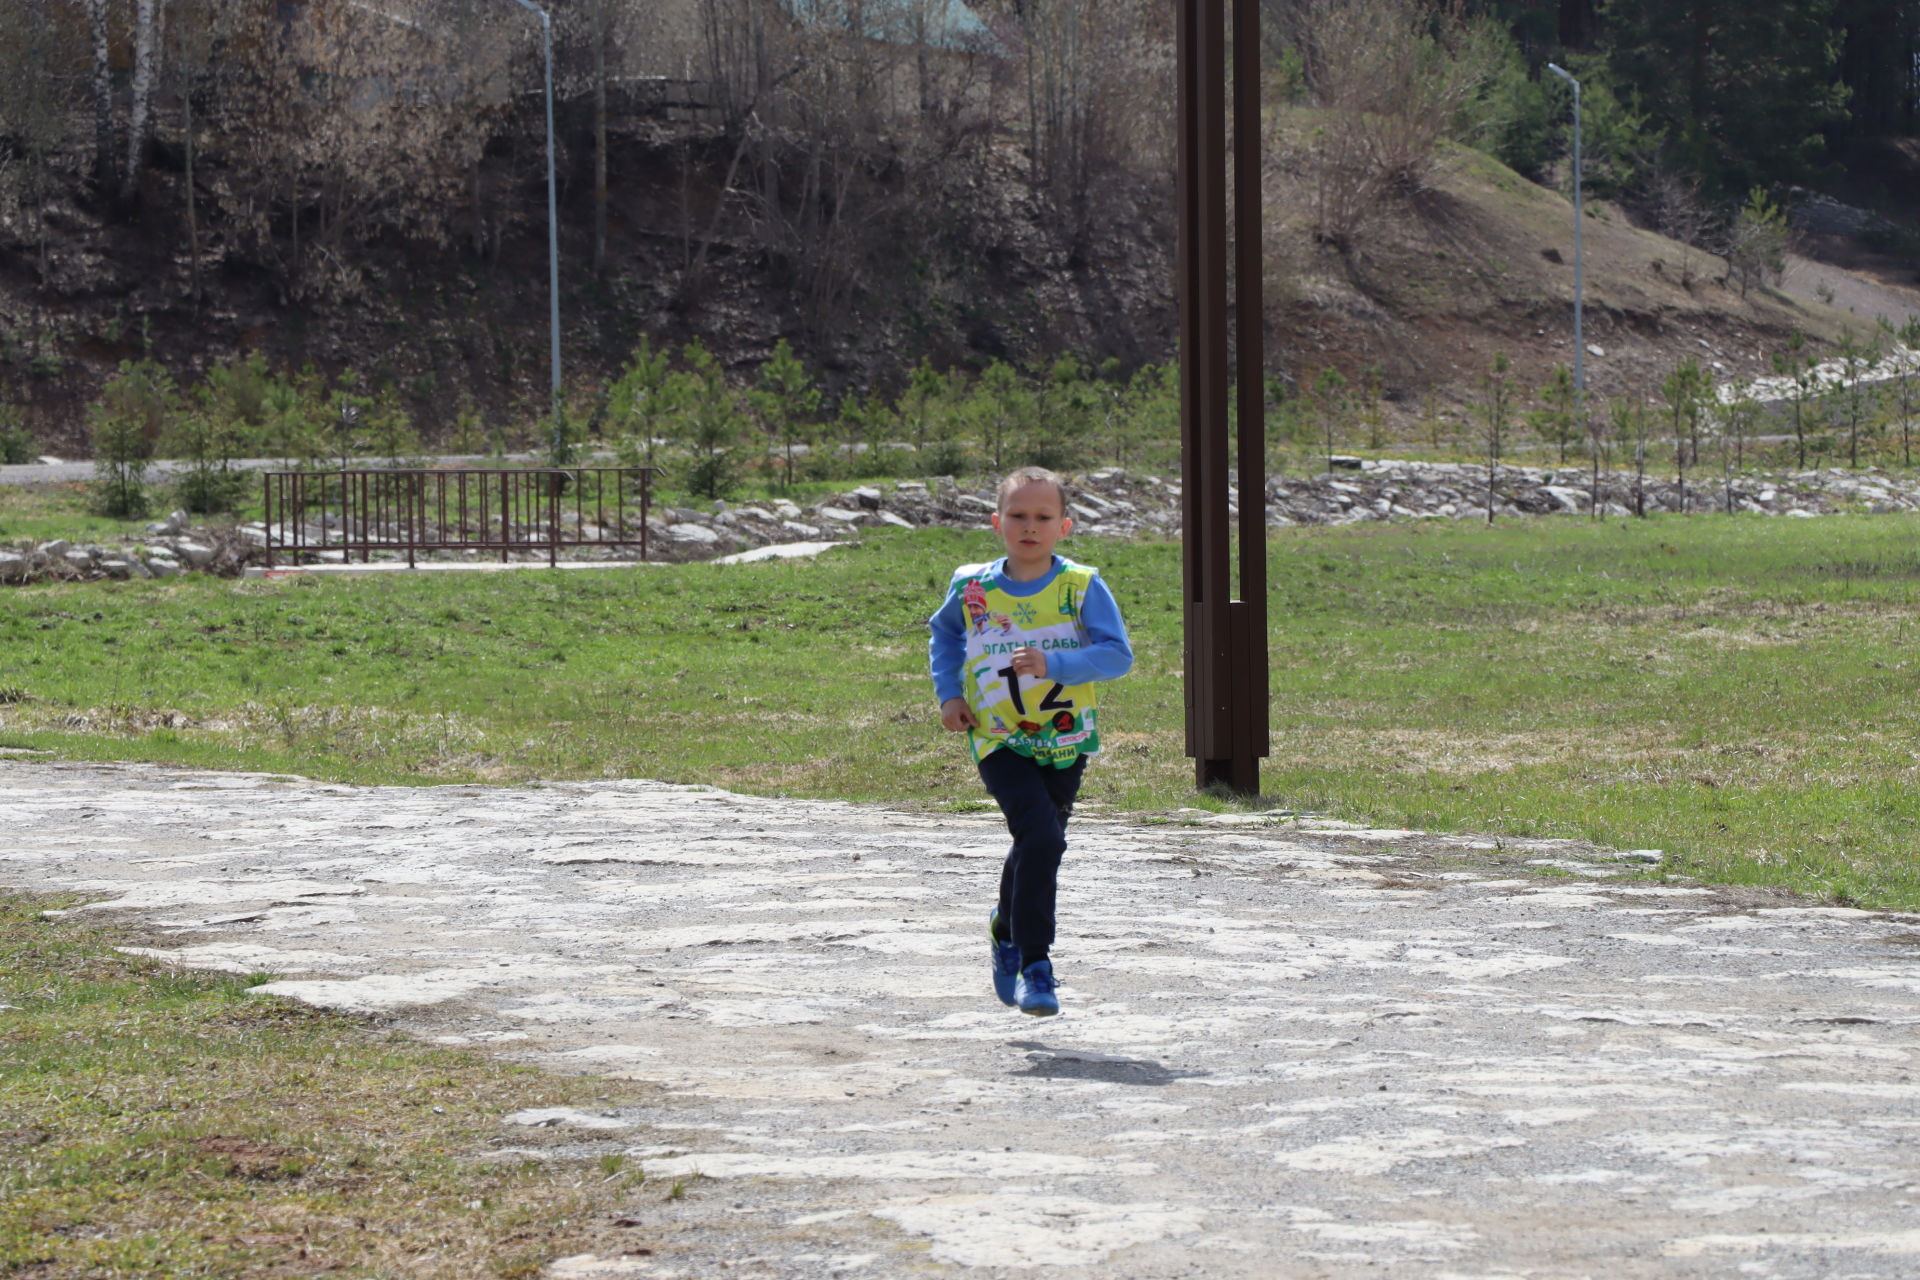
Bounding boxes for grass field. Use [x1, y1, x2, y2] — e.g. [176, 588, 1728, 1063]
[4, 514, 1920, 909]
[0, 893, 684, 1278]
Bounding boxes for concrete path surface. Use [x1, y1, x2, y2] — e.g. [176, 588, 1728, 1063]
[5, 758, 1919, 1278]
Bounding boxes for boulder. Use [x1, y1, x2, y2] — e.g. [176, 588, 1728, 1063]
[0, 551, 28, 582]
[668, 523, 720, 545]
[851, 486, 883, 510]
[37, 539, 71, 559]
[174, 541, 216, 568]
[816, 506, 864, 524]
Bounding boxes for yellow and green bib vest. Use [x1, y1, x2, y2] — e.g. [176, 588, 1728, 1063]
[959, 562, 1100, 768]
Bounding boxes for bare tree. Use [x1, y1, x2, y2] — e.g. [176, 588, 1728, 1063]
[0, 0, 83, 278]
[85, 0, 114, 190]
[1478, 351, 1513, 523]
[592, 0, 609, 275]
[124, 0, 159, 204]
[209, 0, 516, 300]
[1646, 165, 1711, 290]
[1275, 0, 1494, 252]
[165, 0, 226, 304]
[1010, 0, 1169, 246]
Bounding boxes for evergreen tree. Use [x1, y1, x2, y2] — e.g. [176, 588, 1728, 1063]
[1603, 0, 1848, 192]
[749, 339, 820, 487]
[608, 336, 679, 472]
[670, 342, 749, 501]
[89, 359, 177, 519]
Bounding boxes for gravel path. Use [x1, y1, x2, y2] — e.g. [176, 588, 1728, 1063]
[5, 758, 1919, 1278]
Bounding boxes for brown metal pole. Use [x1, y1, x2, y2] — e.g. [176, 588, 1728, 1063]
[1180, 0, 1268, 796]
[1230, 0, 1271, 788]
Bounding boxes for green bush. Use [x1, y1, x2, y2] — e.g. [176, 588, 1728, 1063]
[89, 359, 178, 518]
[670, 342, 750, 500]
[167, 352, 271, 514]
[0, 403, 34, 465]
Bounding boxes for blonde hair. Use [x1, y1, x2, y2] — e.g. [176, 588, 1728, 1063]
[996, 466, 1067, 512]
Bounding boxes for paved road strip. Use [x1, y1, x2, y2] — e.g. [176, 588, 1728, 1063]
[4, 759, 1918, 1278]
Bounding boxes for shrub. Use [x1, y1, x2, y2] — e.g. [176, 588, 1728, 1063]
[670, 342, 749, 500]
[749, 339, 821, 487]
[608, 336, 679, 472]
[89, 359, 178, 518]
[1725, 187, 1790, 298]
[0, 403, 34, 465]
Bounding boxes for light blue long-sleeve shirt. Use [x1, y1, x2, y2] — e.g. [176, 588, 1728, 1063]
[927, 556, 1134, 705]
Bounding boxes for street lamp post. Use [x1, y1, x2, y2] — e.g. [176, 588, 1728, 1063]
[1547, 63, 1583, 454]
[506, 0, 563, 456]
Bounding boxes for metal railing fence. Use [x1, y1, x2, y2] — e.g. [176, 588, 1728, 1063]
[262, 467, 661, 569]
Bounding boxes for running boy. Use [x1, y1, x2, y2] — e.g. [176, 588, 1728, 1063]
[928, 466, 1134, 1016]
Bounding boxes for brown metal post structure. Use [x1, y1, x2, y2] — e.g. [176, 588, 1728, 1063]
[1179, 0, 1269, 795]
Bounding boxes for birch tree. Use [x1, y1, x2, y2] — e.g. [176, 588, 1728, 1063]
[86, 0, 114, 190]
[124, 0, 159, 204]
[0, 0, 82, 278]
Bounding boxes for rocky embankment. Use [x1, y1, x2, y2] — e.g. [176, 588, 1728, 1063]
[5, 461, 1919, 585]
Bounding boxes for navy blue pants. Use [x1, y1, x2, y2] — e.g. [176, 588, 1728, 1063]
[978, 749, 1087, 966]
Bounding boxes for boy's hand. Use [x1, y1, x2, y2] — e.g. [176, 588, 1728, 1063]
[1009, 645, 1048, 679]
[940, 697, 979, 733]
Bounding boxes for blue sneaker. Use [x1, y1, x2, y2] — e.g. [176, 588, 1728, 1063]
[989, 909, 1020, 1007]
[1014, 959, 1060, 1017]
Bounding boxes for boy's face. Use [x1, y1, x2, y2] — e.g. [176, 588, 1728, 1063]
[992, 479, 1072, 574]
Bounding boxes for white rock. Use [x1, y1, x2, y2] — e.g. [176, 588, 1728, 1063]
[817, 506, 863, 523]
[877, 511, 914, 528]
[668, 523, 721, 545]
[37, 539, 71, 559]
[714, 541, 842, 565]
[504, 1106, 634, 1131]
[146, 558, 182, 579]
[955, 494, 995, 512]
[0, 551, 27, 581]
[174, 541, 215, 567]
[773, 500, 803, 519]
[1544, 486, 1590, 512]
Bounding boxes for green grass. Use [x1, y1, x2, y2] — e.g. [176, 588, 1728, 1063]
[4, 515, 1920, 909]
[0, 893, 677, 1279]
[0, 482, 153, 545]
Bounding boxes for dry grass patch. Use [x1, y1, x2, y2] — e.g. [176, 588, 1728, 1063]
[0, 894, 694, 1279]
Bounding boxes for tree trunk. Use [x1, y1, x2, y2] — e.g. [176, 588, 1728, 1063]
[1558, 0, 1597, 49]
[185, 87, 199, 303]
[593, 0, 608, 277]
[87, 0, 113, 190]
[1688, 3, 1711, 129]
[123, 0, 157, 204]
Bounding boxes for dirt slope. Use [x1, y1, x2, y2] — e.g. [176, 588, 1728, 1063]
[1262, 141, 1881, 416]
[0, 122, 1893, 453]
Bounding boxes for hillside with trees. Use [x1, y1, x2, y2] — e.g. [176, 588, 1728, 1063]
[0, 0, 1915, 459]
